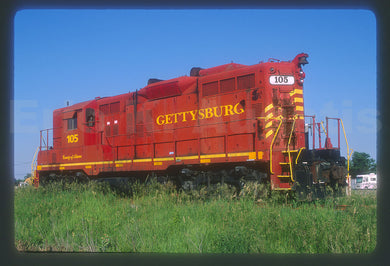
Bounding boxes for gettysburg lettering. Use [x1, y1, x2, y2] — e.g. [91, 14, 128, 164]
[156, 102, 244, 126]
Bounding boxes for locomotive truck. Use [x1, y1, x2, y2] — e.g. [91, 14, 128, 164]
[33, 53, 350, 195]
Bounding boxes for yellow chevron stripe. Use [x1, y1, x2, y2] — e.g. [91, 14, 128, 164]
[289, 89, 303, 96]
[265, 103, 273, 113]
[265, 121, 273, 128]
[296, 106, 304, 111]
[266, 112, 274, 120]
[266, 130, 274, 138]
[294, 97, 303, 103]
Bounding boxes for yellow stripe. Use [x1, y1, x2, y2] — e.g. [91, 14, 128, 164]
[200, 154, 226, 159]
[228, 152, 250, 157]
[248, 152, 256, 160]
[289, 89, 303, 96]
[60, 163, 86, 167]
[266, 130, 274, 138]
[41, 161, 114, 167]
[133, 158, 152, 163]
[200, 158, 210, 163]
[266, 112, 274, 120]
[258, 151, 263, 159]
[154, 162, 163, 166]
[265, 121, 273, 128]
[294, 97, 303, 103]
[38, 164, 59, 168]
[264, 103, 273, 113]
[296, 106, 304, 111]
[39, 150, 269, 169]
[115, 159, 132, 164]
[153, 157, 175, 162]
[93, 161, 114, 165]
[176, 155, 199, 160]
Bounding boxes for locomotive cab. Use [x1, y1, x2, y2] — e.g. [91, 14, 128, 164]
[36, 99, 101, 182]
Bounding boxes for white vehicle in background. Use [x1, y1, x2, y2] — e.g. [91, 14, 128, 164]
[352, 173, 377, 190]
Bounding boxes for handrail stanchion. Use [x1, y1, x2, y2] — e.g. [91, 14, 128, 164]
[257, 116, 283, 174]
[340, 118, 352, 196]
[317, 123, 322, 149]
[287, 117, 296, 182]
[338, 119, 341, 149]
[31, 147, 39, 185]
[304, 115, 316, 150]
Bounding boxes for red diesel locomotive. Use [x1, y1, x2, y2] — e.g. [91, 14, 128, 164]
[34, 53, 348, 193]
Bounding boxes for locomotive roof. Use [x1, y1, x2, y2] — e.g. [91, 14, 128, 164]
[137, 75, 198, 100]
[55, 53, 308, 113]
[56, 99, 95, 114]
[198, 62, 247, 76]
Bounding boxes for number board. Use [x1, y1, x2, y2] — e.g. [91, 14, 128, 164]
[269, 75, 295, 85]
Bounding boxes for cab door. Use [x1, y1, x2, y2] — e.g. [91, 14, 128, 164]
[61, 109, 83, 162]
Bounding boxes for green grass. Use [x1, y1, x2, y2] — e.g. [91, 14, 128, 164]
[14, 181, 376, 253]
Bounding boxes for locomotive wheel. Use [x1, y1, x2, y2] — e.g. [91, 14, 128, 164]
[39, 171, 90, 186]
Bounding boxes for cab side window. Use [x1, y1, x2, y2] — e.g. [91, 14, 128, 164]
[86, 108, 95, 127]
[67, 112, 77, 130]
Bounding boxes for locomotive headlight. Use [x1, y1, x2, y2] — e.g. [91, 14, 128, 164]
[300, 78, 304, 83]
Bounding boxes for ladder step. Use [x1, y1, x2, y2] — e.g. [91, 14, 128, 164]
[277, 175, 291, 178]
[279, 162, 289, 165]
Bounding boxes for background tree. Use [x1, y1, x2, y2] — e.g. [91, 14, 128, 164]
[14, 173, 32, 186]
[349, 152, 376, 177]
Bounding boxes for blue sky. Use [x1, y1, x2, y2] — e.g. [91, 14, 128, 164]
[13, 9, 376, 179]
